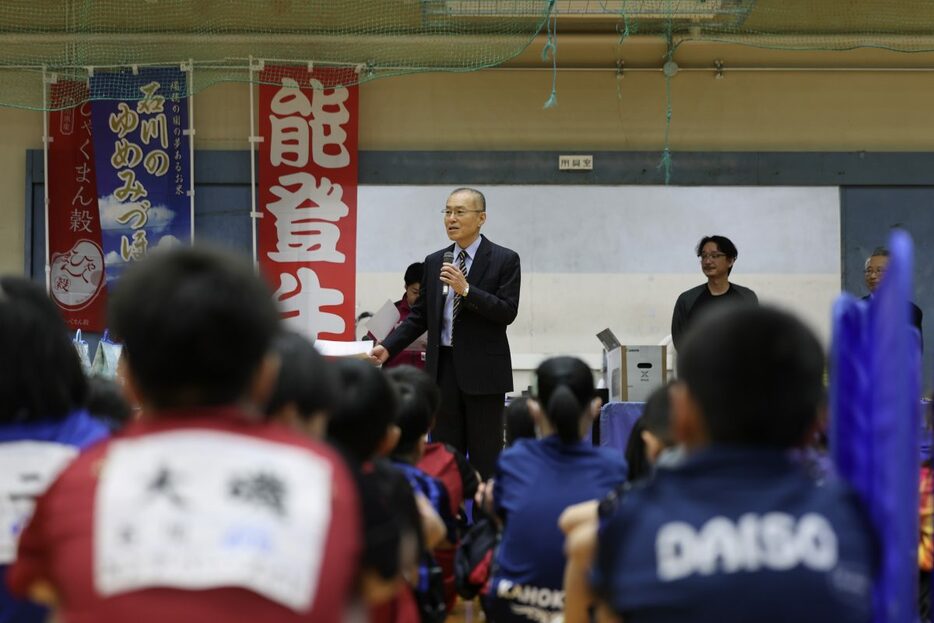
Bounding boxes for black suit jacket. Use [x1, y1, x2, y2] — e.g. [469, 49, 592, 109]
[382, 235, 521, 395]
[861, 294, 924, 349]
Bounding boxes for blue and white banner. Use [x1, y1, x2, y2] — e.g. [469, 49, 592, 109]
[90, 67, 191, 283]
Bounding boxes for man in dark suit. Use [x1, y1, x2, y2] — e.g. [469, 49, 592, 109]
[862, 246, 924, 349]
[370, 188, 521, 478]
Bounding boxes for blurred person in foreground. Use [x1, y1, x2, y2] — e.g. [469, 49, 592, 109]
[7, 247, 361, 623]
[0, 277, 109, 623]
[591, 306, 876, 623]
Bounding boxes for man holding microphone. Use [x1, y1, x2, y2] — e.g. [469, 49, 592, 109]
[370, 188, 521, 478]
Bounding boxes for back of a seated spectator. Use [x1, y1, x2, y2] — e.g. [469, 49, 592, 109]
[327, 359, 426, 623]
[388, 365, 479, 615]
[592, 307, 876, 623]
[487, 356, 627, 623]
[0, 277, 109, 623]
[7, 247, 360, 623]
[264, 329, 337, 441]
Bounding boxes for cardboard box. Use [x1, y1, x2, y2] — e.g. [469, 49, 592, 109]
[606, 345, 667, 403]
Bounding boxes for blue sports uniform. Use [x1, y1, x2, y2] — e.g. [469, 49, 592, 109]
[592, 446, 876, 623]
[486, 435, 627, 623]
[390, 460, 456, 598]
[1, 409, 109, 623]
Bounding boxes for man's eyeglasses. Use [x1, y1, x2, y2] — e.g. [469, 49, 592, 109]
[864, 267, 886, 276]
[699, 252, 727, 261]
[442, 209, 483, 218]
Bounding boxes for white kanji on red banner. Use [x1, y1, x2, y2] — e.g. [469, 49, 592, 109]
[274, 267, 345, 337]
[267, 172, 348, 264]
[259, 68, 358, 341]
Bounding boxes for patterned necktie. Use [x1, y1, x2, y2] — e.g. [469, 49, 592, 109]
[452, 249, 468, 320]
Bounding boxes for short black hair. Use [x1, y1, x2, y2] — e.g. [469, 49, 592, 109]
[0, 277, 87, 423]
[108, 246, 280, 410]
[86, 377, 132, 432]
[385, 365, 439, 425]
[641, 382, 674, 445]
[534, 356, 595, 443]
[504, 397, 537, 446]
[328, 359, 398, 462]
[624, 418, 651, 482]
[386, 377, 433, 457]
[677, 306, 824, 448]
[265, 331, 337, 421]
[696, 235, 738, 275]
[624, 384, 674, 482]
[403, 262, 424, 287]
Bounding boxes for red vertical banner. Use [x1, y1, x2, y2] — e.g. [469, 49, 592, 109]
[258, 66, 358, 341]
[47, 82, 107, 332]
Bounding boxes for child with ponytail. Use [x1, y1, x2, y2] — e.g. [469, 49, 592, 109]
[481, 356, 627, 623]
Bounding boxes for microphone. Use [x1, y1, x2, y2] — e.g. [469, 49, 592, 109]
[442, 251, 454, 296]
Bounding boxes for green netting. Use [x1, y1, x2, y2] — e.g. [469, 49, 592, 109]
[586, 0, 934, 182]
[0, 0, 934, 109]
[592, 0, 934, 50]
[0, 0, 554, 110]
[4, 1, 934, 111]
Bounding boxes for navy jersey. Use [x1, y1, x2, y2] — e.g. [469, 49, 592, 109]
[487, 435, 627, 622]
[391, 460, 456, 545]
[390, 457, 457, 607]
[592, 446, 876, 623]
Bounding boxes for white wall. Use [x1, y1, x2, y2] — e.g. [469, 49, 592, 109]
[357, 185, 841, 391]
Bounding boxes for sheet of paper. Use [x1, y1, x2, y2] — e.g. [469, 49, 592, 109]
[313, 340, 374, 359]
[365, 300, 401, 342]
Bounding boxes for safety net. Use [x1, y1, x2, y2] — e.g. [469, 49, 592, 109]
[0, 0, 553, 110]
[5, 1, 934, 110]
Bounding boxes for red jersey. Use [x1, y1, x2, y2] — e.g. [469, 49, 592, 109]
[7, 407, 361, 623]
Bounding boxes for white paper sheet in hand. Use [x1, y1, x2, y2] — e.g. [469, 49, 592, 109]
[365, 300, 401, 342]
[313, 340, 374, 358]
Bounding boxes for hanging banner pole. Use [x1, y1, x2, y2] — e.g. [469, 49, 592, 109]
[41, 66, 53, 293]
[248, 56, 263, 266]
[183, 59, 195, 242]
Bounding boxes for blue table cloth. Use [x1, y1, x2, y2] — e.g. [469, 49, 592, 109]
[599, 402, 645, 454]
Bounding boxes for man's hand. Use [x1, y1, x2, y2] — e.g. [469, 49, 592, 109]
[368, 345, 390, 366]
[441, 262, 468, 296]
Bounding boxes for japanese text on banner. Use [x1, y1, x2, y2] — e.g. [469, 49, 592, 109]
[90, 67, 192, 286]
[47, 82, 107, 331]
[258, 68, 359, 341]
